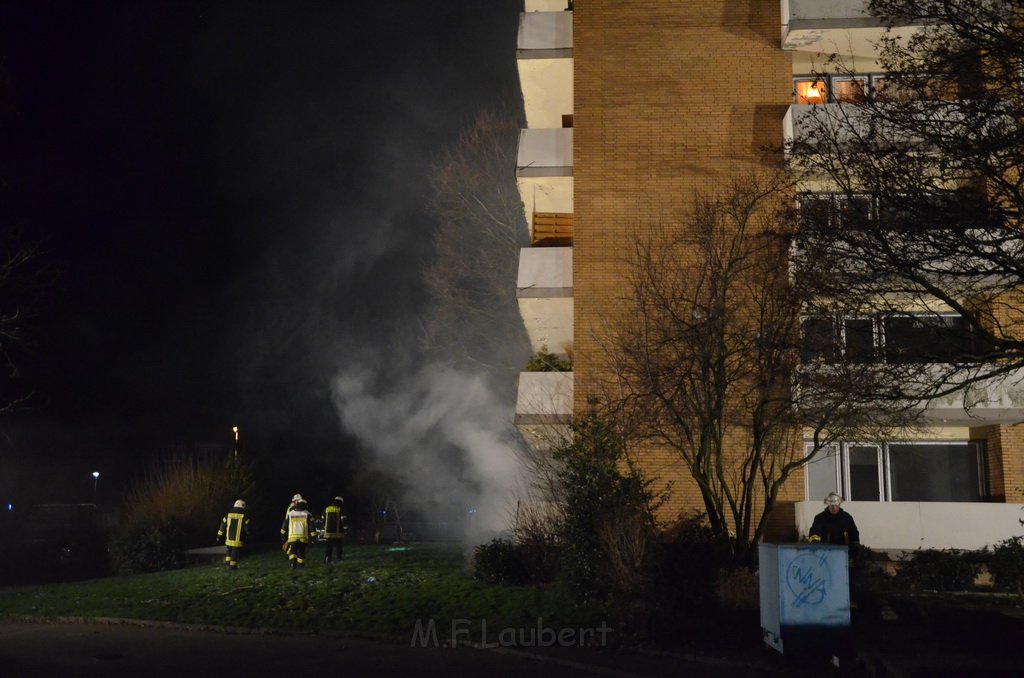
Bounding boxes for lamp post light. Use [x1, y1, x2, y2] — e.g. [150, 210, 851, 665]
[92, 471, 100, 502]
[232, 426, 239, 461]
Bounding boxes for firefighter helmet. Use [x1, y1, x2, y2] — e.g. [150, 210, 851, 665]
[334, 496, 344, 503]
[824, 492, 843, 506]
[234, 499, 246, 509]
[291, 493, 303, 503]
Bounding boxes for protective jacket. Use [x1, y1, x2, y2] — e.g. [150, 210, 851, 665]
[809, 507, 859, 545]
[281, 504, 315, 543]
[218, 509, 250, 548]
[322, 500, 346, 540]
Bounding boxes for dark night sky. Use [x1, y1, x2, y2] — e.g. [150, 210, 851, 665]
[0, 1, 522, 503]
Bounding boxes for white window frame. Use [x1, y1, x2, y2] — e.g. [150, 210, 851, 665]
[804, 440, 985, 501]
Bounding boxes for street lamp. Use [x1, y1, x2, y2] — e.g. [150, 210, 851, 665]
[232, 426, 239, 460]
[92, 471, 100, 502]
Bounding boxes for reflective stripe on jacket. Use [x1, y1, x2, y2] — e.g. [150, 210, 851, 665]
[323, 505, 345, 539]
[219, 510, 249, 547]
[282, 509, 313, 543]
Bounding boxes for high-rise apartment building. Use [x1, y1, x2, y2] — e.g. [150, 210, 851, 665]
[513, 0, 1024, 550]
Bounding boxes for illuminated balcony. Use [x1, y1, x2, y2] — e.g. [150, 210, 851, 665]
[781, 0, 925, 57]
[517, 247, 572, 356]
[517, 11, 572, 129]
[515, 371, 573, 451]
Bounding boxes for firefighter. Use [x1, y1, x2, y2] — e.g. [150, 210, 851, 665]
[322, 496, 347, 563]
[216, 499, 251, 570]
[809, 492, 860, 546]
[281, 495, 315, 569]
[285, 493, 303, 517]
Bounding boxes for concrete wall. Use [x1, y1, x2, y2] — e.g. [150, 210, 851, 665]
[795, 500, 1024, 550]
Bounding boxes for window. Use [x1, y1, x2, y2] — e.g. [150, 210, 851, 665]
[800, 313, 980, 364]
[832, 76, 867, 103]
[842, 318, 875, 363]
[805, 441, 984, 502]
[800, 316, 837, 362]
[873, 74, 958, 102]
[889, 443, 982, 501]
[797, 193, 872, 230]
[881, 314, 977, 364]
[793, 73, 958, 105]
[794, 79, 827, 104]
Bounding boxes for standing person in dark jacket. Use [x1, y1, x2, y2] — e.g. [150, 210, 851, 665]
[216, 499, 251, 570]
[281, 496, 315, 569]
[809, 492, 859, 545]
[322, 496, 347, 563]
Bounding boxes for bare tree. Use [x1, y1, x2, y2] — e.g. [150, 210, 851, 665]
[0, 232, 46, 415]
[421, 100, 532, 386]
[789, 0, 1024, 404]
[608, 173, 915, 564]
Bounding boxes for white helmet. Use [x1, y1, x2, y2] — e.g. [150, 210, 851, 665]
[824, 492, 843, 506]
[334, 496, 344, 503]
[234, 499, 246, 509]
[291, 493, 303, 503]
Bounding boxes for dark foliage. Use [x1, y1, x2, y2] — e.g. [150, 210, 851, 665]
[988, 535, 1024, 597]
[554, 408, 660, 604]
[895, 548, 982, 592]
[109, 521, 188, 574]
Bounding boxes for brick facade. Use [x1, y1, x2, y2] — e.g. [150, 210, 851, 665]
[976, 423, 1024, 502]
[572, 2, 800, 537]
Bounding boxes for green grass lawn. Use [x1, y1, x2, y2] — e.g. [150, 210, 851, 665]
[0, 543, 602, 640]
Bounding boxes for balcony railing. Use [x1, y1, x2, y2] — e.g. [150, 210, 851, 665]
[517, 247, 572, 356]
[517, 11, 572, 60]
[515, 371, 573, 426]
[795, 500, 1024, 550]
[781, 0, 923, 55]
[517, 128, 573, 177]
[515, 371, 573, 451]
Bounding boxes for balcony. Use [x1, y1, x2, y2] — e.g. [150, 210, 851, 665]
[524, 0, 571, 11]
[795, 500, 1024, 550]
[515, 371, 573, 451]
[781, 0, 925, 57]
[517, 11, 573, 129]
[517, 11, 572, 60]
[531, 212, 572, 246]
[517, 247, 573, 356]
[516, 128, 572, 177]
[920, 366, 1024, 425]
[783, 101, 981, 160]
[796, 362, 1024, 426]
[517, 128, 573, 238]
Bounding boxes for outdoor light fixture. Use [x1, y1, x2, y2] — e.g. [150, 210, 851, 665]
[92, 471, 100, 499]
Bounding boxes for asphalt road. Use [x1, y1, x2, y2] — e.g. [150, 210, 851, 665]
[0, 620, 792, 678]
[0, 621, 609, 678]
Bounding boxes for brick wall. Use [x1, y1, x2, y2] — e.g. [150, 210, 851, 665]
[572, 1, 800, 534]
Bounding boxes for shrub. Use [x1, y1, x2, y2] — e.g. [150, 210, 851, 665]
[111, 457, 255, 573]
[988, 535, 1024, 598]
[646, 512, 725, 611]
[109, 521, 188, 574]
[895, 548, 981, 592]
[714, 566, 759, 611]
[554, 408, 661, 603]
[525, 346, 572, 372]
[473, 538, 531, 586]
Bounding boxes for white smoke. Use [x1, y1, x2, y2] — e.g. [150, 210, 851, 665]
[331, 361, 525, 537]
